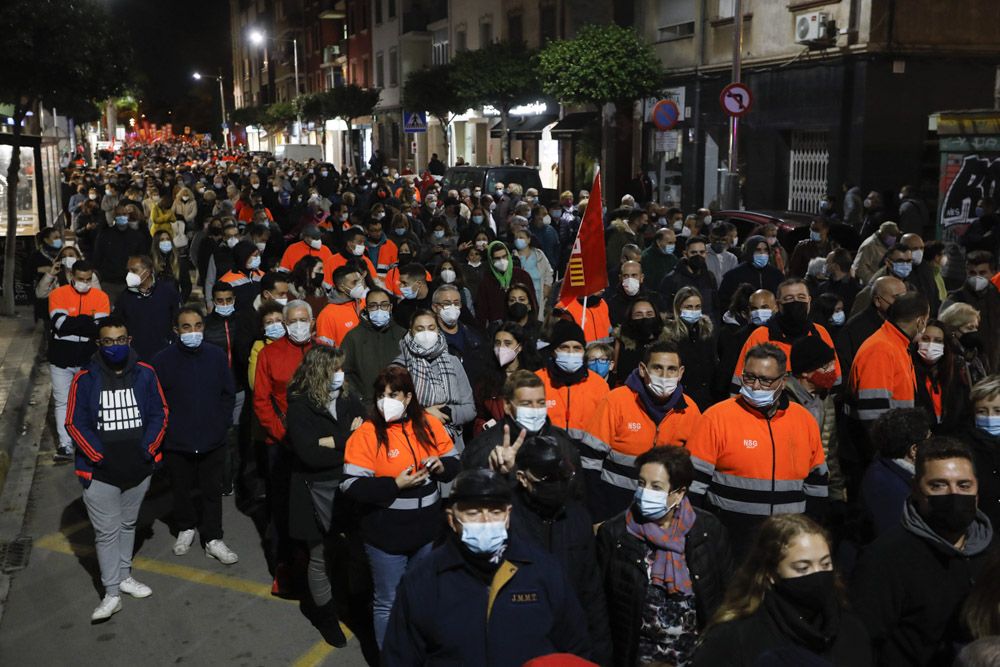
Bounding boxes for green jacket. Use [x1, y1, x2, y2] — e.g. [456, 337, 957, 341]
[340, 316, 405, 402]
[641, 244, 678, 290]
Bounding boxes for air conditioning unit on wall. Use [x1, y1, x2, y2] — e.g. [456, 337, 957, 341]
[795, 12, 829, 45]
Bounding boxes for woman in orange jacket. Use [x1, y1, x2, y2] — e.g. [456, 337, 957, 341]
[341, 365, 460, 648]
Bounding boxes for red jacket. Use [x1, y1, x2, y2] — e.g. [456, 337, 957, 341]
[252, 336, 313, 444]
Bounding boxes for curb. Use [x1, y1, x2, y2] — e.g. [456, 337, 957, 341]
[0, 352, 51, 627]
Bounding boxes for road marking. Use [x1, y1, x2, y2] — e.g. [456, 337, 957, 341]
[291, 640, 334, 667]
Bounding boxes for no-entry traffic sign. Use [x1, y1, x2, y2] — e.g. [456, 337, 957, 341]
[651, 100, 681, 131]
[720, 83, 753, 117]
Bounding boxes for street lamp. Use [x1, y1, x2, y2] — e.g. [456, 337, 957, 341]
[249, 29, 302, 143]
[193, 71, 229, 149]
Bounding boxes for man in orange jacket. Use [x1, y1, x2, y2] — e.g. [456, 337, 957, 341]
[582, 340, 703, 521]
[559, 292, 613, 344]
[847, 291, 929, 463]
[731, 278, 841, 392]
[278, 226, 336, 287]
[316, 265, 367, 346]
[536, 320, 609, 443]
[687, 342, 828, 557]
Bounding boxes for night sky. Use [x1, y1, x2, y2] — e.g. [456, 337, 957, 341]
[109, 0, 232, 134]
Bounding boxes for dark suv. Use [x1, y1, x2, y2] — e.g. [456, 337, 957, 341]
[443, 165, 557, 205]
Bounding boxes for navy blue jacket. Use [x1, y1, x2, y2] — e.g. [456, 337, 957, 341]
[151, 341, 235, 453]
[114, 280, 180, 361]
[382, 536, 593, 667]
[860, 457, 912, 537]
[67, 351, 168, 488]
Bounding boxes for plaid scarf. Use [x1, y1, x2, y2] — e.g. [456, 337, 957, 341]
[625, 496, 696, 596]
[398, 332, 455, 408]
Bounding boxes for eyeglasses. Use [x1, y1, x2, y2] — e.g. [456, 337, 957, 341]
[434, 300, 462, 308]
[99, 336, 129, 346]
[366, 303, 392, 312]
[741, 372, 785, 388]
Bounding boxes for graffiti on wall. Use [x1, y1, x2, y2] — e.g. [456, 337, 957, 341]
[940, 153, 1000, 227]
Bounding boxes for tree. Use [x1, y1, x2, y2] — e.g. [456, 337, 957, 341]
[538, 24, 665, 201]
[0, 0, 131, 315]
[229, 105, 267, 128]
[326, 85, 380, 173]
[264, 101, 297, 133]
[402, 63, 468, 154]
[451, 42, 538, 164]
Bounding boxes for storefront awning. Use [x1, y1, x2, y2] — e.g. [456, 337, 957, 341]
[549, 112, 599, 141]
[489, 114, 559, 140]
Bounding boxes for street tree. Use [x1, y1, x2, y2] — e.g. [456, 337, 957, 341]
[451, 42, 538, 164]
[0, 0, 132, 315]
[229, 105, 267, 129]
[264, 101, 297, 133]
[402, 63, 468, 155]
[327, 85, 380, 173]
[538, 23, 665, 200]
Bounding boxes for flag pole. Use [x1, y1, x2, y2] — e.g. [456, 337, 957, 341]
[580, 295, 589, 332]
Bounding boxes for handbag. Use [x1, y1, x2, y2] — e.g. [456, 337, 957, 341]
[305, 478, 339, 534]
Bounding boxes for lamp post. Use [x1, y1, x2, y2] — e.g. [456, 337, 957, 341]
[193, 71, 229, 149]
[250, 29, 302, 143]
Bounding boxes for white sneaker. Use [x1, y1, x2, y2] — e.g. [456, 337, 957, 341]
[90, 595, 122, 621]
[118, 577, 152, 598]
[205, 539, 238, 565]
[173, 529, 196, 556]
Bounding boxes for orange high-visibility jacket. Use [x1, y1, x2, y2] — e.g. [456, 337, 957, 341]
[536, 367, 609, 441]
[848, 320, 916, 422]
[731, 321, 841, 389]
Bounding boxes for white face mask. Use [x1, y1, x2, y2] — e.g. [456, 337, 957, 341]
[329, 370, 345, 392]
[917, 341, 945, 363]
[125, 271, 143, 288]
[62, 256, 78, 269]
[910, 249, 924, 266]
[493, 258, 509, 273]
[440, 269, 457, 284]
[621, 277, 640, 297]
[73, 280, 91, 294]
[307, 238, 322, 250]
[349, 282, 369, 300]
[969, 275, 989, 292]
[377, 396, 406, 422]
[287, 321, 312, 343]
[750, 308, 773, 326]
[413, 330, 439, 349]
[494, 345, 519, 367]
[647, 374, 679, 399]
[437, 304, 461, 327]
[515, 406, 548, 433]
[351, 243, 365, 256]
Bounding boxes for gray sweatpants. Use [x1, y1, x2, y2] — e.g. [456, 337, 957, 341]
[82, 477, 150, 597]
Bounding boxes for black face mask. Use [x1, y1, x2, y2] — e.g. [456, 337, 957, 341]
[508, 302, 530, 321]
[710, 241, 726, 254]
[397, 253, 413, 266]
[687, 255, 706, 272]
[921, 493, 978, 538]
[529, 479, 573, 511]
[772, 570, 836, 615]
[625, 317, 662, 342]
[781, 301, 810, 327]
[960, 331, 983, 352]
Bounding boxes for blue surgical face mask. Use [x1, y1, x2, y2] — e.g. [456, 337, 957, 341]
[679, 309, 702, 324]
[264, 322, 286, 339]
[514, 238, 528, 250]
[472, 215, 484, 224]
[369, 309, 391, 328]
[400, 285, 418, 300]
[633, 487, 675, 521]
[329, 371, 344, 392]
[891, 261, 912, 279]
[158, 240, 173, 254]
[661, 244, 675, 255]
[740, 383, 778, 408]
[215, 303, 235, 317]
[394, 227, 407, 236]
[809, 230, 822, 242]
[100, 344, 130, 365]
[588, 358, 611, 379]
[975, 207, 985, 218]
[976, 415, 1000, 437]
[750, 308, 773, 326]
[752, 253, 769, 269]
[459, 520, 508, 555]
[830, 311, 846, 326]
[247, 255, 261, 270]
[554, 351, 584, 373]
[50, 238, 64, 249]
[115, 215, 129, 228]
[433, 229, 445, 240]
[179, 331, 203, 348]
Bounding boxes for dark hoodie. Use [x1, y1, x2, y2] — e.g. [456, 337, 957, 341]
[658, 258, 719, 322]
[852, 498, 994, 666]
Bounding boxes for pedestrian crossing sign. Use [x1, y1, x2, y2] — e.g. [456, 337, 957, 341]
[403, 111, 427, 133]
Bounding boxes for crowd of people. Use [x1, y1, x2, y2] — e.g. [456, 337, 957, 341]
[28, 139, 1000, 666]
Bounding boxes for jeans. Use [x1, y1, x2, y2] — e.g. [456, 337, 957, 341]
[165, 446, 225, 542]
[50, 364, 80, 450]
[364, 541, 432, 648]
[82, 477, 151, 597]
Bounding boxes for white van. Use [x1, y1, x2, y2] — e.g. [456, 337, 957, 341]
[276, 144, 325, 163]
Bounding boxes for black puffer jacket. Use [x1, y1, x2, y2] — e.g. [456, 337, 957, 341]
[596, 507, 734, 667]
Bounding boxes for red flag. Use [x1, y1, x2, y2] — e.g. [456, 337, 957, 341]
[559, 167, 607, 303]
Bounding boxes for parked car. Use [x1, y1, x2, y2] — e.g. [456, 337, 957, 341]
[716, 209, 861, 253]
[443, 165, 557, 206]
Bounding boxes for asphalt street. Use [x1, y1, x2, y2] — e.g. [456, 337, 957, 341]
[0, 427, 375, 667]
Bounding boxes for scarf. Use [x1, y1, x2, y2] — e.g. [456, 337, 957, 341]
[486, 240, 513, 289]
[398, 332, 455, 408]
[625, 497, 696, 596]
[625, 368, 683, 425]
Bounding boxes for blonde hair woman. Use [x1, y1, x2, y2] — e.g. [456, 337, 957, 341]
[662, 286, 716, 410]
